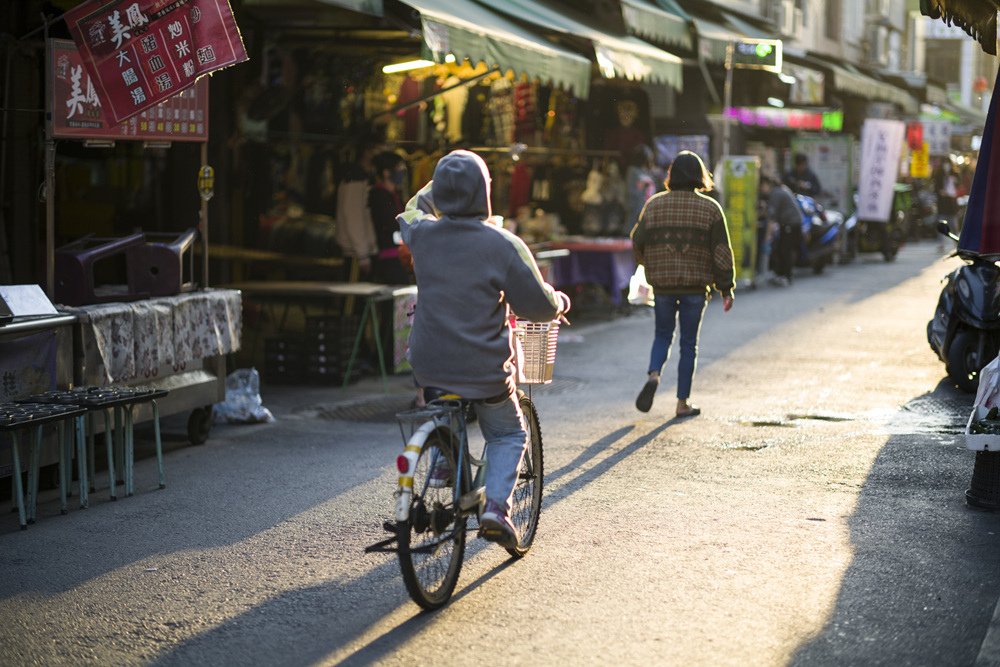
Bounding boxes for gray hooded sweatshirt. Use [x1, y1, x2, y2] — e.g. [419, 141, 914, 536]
[398, 150, 565, 399]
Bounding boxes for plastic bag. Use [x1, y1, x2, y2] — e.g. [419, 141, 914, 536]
[212, 368, 276, 424]
[975, 354, 1000, 409]
[628, 265, 655, 306]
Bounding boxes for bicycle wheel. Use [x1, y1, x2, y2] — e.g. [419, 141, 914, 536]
[398, 427, 466, 610]
[507, 394, 544, 558]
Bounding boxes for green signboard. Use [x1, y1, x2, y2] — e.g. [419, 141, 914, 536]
[730, 39, 782, 73]
[720, 156, 760, 285]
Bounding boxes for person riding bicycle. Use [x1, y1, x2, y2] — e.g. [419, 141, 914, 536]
[397, 149, 571, 549]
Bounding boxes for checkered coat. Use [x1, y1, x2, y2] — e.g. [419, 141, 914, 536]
[630, 190, 735, 296]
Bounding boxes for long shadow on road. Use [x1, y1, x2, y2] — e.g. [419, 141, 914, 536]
[791, 383, 1000, 666]
[150, 421, 674, 666]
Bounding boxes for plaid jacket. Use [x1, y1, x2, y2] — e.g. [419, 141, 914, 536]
[630, 190, 735, 296]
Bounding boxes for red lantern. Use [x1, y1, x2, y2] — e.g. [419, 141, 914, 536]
[975, 76, 989, 94]
[906, 122, 924, 151]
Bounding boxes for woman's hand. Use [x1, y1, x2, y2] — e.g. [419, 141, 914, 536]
[723, 295, 734, 312]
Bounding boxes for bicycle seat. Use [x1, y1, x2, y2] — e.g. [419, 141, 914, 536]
[423, 387, 465, 403]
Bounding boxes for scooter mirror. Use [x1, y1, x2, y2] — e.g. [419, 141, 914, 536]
[937, 220, 952, 237]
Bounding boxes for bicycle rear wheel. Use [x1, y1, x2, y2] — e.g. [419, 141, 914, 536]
[398, 427, 466, 610]
[507, 394, 544, 558]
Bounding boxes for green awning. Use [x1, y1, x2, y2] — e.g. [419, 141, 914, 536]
[477, 0, 684, 89]
[620, 0, 692, 51]
[316, 0, 383, 14]
[401, 0, 592, 98]
[921, 0, 998, 54]
[693, 11, 779, 63]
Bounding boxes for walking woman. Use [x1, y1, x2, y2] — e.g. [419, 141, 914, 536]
[630, 151, 735, 417]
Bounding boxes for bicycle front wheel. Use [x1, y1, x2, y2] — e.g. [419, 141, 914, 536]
[508, 394, 544, 558]
[398, 427, 466, 610]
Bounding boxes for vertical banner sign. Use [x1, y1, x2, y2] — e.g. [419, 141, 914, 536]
[720, 156, 760, 285]
[858, 119, 905, 223]
[922, 120, 953, 156]
[790, 135, 854, 214]
[64, 0, 248, 125]
[910, 142, 932, 179]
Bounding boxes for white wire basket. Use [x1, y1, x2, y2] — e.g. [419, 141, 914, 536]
[513, 319, 560, 384]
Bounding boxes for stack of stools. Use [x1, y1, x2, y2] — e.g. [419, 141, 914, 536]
[16, 386, 169, 509]
[1, 402, 87, 529]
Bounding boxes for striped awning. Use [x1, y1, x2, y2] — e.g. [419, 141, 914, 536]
[400, 0, 593, 98]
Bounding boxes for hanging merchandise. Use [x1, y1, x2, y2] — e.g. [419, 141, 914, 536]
[441, 76, 469, 144]
[486, 77, 516, 146]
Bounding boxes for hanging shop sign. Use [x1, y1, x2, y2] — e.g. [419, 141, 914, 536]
[725, 106, 843, 132]
[910, 142, 932, 179]
[64, 0, 247, 124]
[719, 156, 760, 285]
[922, 119, 953, 156]
[49, 39, 208, 141]
[652, 134, 710, 168]
[790, 135, 855, 214]
[729, 39, 782, 73]
[858, 118, 905, 223]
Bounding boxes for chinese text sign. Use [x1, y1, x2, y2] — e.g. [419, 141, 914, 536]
[858, 119, 904, 223]
[65, 0, 246, 124]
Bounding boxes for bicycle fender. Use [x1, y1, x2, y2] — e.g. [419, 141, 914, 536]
[396, 421, 436, 521]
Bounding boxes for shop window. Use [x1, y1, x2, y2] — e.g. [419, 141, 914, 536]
[825, 0, 842, 41]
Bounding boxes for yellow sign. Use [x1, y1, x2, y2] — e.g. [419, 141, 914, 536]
[911, 142, 931, 179]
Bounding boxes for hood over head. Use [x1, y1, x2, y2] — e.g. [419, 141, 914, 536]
[431, 150, 492, 218]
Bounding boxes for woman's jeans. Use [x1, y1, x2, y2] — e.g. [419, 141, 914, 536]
[475, 391, 527, 514]
[648, 293, 708, 400]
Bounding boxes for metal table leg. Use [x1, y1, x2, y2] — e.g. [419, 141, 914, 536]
[76, 415, 88, 509]
[9, 432, 26, 530]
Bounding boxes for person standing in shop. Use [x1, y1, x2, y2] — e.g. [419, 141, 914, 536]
[630, 151, 735, 418]
[369, 150, 413, 285]
[626, 144, 658, 236]
[759, 174, 801, 287]
[335, 142, 378, 278]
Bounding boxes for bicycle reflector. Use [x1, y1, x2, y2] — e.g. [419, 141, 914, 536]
[396, 455, 409, 473]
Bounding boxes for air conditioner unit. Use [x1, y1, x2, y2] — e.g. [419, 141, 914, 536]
[774, 0, 801, 36]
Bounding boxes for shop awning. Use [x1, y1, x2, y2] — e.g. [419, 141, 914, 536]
[921, 0, 998, 54]
[619, 0, 692, 51]
[692, 10, 778, 63]
[316, 0, 383, 15]
[476, 0, 684, 89]
[803, 55, 918, 113]
[400, 0, 593, 98]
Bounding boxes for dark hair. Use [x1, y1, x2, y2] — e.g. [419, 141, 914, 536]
[373, 150, 403, 176]
[666, 151, 713, 192]
[630, 144, 654, 168]
[794, 153, 808, 166]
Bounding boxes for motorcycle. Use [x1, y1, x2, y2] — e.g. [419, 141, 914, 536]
[795, 193, 842, 274]
[909, 181, 939, 239]
[841, 185, 908, 263]
[927, 221, 1000, 393]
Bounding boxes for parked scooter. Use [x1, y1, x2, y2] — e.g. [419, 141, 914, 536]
[842, 187, 908, 263]
[927, 221, 1000, 393]
[795, 193, 842, 274]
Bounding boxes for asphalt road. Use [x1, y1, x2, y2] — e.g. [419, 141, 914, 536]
[2, 240, 999, 666]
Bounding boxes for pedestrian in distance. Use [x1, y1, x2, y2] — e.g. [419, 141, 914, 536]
[933, 157, 961, 245]
[397, 149, 571, 549]
[759, 173, 802, 287]
[629, 150, 735, 418]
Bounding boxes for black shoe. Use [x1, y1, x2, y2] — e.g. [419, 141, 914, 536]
[635, 378, 658, 413]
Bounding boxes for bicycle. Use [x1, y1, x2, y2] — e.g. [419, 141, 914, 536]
[366, 318, 560, 610]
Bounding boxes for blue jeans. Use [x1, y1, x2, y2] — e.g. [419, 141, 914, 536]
[648, 293, 708, 400]
[475, 392, 526, 514]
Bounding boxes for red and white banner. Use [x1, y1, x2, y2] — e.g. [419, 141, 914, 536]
[64, 0, 247, 124]
[50, 39, 208, 141]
